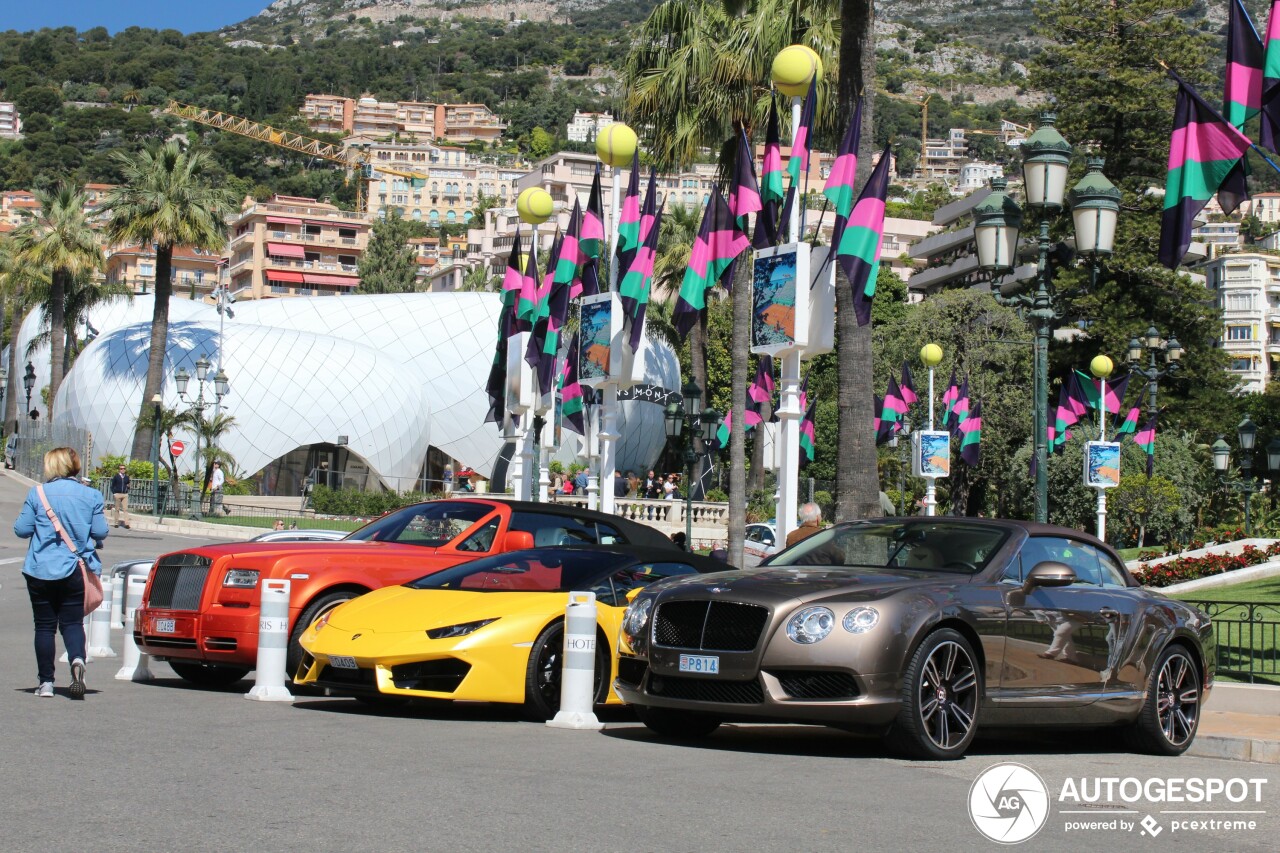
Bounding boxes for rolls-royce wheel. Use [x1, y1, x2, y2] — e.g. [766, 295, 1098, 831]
[888, 628, 981, 760]
[635, 705, 722, 738]
[1124, 644, 1201, 756]
[522, 621, 609, 721]
[167, 661, 251, 687]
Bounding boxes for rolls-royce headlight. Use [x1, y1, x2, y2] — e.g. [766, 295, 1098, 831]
[786, 606, 835, 644]
[842, 607, 879, 634]
[622, 597, 653, 639]
[222, 569, 259, 588]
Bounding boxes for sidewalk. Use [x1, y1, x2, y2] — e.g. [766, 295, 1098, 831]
[1192, 684, 1280, 764]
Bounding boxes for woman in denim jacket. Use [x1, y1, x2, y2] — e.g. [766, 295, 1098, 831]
[14, 447, 108, 699]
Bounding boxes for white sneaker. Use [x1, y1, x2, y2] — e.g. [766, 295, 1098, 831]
[35, 682, 54, 698]
[69, 659, 86, 699]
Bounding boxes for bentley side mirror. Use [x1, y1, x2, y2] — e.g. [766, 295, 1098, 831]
[1023, 561, 1076, 594]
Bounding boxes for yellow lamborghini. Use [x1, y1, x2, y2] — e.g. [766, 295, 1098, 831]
[295, 545, 725, 718]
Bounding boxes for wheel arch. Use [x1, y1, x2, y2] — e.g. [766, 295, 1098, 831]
[291, 583, 373, 628]
[905, 615, 987, 689]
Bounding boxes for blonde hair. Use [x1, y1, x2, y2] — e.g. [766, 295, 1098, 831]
[43, 447, 82, 480]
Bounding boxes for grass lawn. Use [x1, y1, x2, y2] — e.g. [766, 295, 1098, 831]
[199, 515, 365, 532]
[1168, 577, 1280, 685]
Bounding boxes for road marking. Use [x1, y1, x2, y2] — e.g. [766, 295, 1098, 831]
[0, 557, 21, 565]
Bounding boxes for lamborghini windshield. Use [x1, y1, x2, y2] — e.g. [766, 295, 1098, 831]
[765, 521, 1009, 574]
[407, 549, 632, 592]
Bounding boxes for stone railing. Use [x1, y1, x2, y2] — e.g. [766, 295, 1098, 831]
[496, 493, 731, 547]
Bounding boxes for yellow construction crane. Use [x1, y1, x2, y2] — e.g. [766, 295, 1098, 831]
[879, 91, 931, 152]
[164, 101, 428, 212]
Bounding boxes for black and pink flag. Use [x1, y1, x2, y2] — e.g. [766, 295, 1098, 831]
[1226, 0, 1265, 130]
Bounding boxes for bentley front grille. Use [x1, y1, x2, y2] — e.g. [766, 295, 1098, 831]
[653, 600, 768, 652]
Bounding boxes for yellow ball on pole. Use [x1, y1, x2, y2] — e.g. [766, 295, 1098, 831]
[516, 188, 555, 225]
[771, 45, 823, 97]
[1090, 354, 1114, 379]
[595, 123, 638, 168]
[920, 343, 944, 367]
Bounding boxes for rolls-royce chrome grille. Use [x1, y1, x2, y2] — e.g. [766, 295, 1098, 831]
[653, 600, 768, 652]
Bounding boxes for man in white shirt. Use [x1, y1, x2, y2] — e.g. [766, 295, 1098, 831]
[209, 461, 229, 516]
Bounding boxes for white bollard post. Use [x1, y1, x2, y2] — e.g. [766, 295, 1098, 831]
[245, 579, 294, 702]
[115, 575, 153, 681]
[110, 574, 125, 630]
[546, 591, 603, 730]
[87, 577, 116, 658]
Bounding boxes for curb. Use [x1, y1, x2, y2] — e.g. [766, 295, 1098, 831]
[1188, 735, 1280, 764]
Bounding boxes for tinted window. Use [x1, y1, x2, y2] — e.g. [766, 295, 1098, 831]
[510, 511, 628, 547]
[1020, 537, 1100, 586]
[348, 502, 492, 547]
[594, 561, 698, 606]
[408, 549, 630, 592]
[1089, 545, 1130, 588]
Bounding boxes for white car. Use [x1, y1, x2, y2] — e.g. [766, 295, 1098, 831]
[744, 522, 778, 558]
[249, 528, 349, 543]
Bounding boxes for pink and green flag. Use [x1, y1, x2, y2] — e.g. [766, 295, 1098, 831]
[560, 332, 586, 436]
[673, 188, 750, 341]
[941, 368, 959, 423]
[746, 355, 775, 427]
[1226, 0, 1265, 129]
[619, 207, 664, 351]
[835, 146, 893, 326]
[1073, 369, 1131, 414]
[1261, 0, 1280, 152]
[899, 361, 918, 407]
[1133, 412, 1158, 477]
[823, 97, 862, 217]
[959, 401, 982, 466]
[1115, 406, 1141, 437]
[754, 97, 785, 248]
[579, 165, 606, 296]
[728, 128, 763, 230]
[1050, 383, 1080, 453]
[615, 150, 642, 274]
[559, 199, 587, 300]
[1159, 70, 1253, 269]
[785, 78, 817, 189]
[485, 235, 526, 423]
[946, 377, 970, 436]
[799, 395, 817, 467]
[877, 376, 907, 446]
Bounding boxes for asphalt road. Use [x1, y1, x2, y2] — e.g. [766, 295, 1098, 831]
[0, 473, 1276, 852]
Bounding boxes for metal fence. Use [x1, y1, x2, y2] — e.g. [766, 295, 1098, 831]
[1183, 600, 1280, 684]
[8, 422, 94, 482]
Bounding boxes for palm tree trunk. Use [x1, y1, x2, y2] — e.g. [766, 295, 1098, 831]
[689, 312, 709, 487]
[6, 311, 20, 434]
[47, 270, 67, 414]
[132, 244, 173, 460]
[835, 0, 882, 521]
[728, 260, 751, 567]
[749, 396, 768, 493]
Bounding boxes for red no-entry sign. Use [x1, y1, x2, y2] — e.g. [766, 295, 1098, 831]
[170, 440, 186, 457]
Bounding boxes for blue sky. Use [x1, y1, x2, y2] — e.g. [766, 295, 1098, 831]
[3, 1, 272, 34]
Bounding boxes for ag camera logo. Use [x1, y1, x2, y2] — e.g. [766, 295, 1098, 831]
[969, 762, 1051, 844]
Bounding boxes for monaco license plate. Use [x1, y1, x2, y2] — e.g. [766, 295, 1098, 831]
[328, 655, 358, 670]
[679, 654, 719, 674]
[154, 618, 176, 634]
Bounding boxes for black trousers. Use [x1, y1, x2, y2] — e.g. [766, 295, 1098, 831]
[25, 571, 86, 684]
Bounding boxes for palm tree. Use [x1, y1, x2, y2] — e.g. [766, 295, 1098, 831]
[11, 184, 103, 414]
[624, 0, 838, 566]
[103, 141, 237, 460]
[0, 237, 45, 434]
[24, 271, 132, 378]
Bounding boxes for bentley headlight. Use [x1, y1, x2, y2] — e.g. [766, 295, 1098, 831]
[786, 606, 835, 644]
[222, 569, 260, 588]
[622, 597, 653, 639]
[426, 618, 497, 639]
[842, 607, 879, 634]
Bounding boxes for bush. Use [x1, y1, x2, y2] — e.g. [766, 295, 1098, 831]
[1133, 542, 1280, 588]
[705, 488, 728, 503]
[92, 455, 160, 481]
[310, 485, 440, 516]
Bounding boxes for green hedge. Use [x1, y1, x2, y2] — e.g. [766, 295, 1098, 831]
[310, 485, 441, 516]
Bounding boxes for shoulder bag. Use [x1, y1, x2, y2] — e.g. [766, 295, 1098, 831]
[35, 484, 104, 614]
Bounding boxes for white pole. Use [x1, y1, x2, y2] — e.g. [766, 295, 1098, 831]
[608, 167, 622, 291]
[87, 579, 116, 658]
[245, 579, 294, 702]
[789, 96, 802, 243]
[114, 575, 153, 682]
[776, 352, 802, 543]
[1097, 376, 1107, 541]
[925, 366, 936, 517]
[538, 417, 551, 503]
[546, 591, 603, 730]
[599, 385, 619, 515]
[110, 573, 125, 629]
[586, 402, 600, 511]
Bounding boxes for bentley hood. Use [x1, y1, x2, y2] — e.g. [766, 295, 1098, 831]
[650, 567, 956, 605]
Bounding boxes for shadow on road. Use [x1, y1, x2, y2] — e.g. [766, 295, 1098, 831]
[290, 696, 638, 725]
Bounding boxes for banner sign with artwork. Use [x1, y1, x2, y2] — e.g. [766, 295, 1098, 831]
[1084, 441, 1122, 489]
[578, 292, 622, 388]
[913, 430, 951, 479]
[751, 243, 811, 355]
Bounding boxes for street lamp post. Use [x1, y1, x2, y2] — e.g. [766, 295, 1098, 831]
[975, 118, 1120, 524]
[175, 355, 229, 520]
[0, 366, 8, 444]
[1127, 325, 1182, 418]
[1211, 417, 1277, 537]
[664, 381, 722, 549]
[22, 361, 36, 432]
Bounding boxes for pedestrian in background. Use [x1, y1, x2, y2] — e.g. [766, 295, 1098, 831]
[110, 463, 131, 529]
[14, 447, 108, 699]
[786, 502, 825, 548]
[574, 467, 588, 494]
[209, 461, 230, 516]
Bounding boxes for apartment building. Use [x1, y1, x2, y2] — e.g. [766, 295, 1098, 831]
[363, 141, 524, 224]
[224, 195, 370, 298]
[0, 101, 21, 138]
[566, 110, 615, 143]
[907, 185, 1034, 297]
[302, 94, 505, 143]
[1240, 192, 1280, 224]
[1202, 252, 1280, 392]
[921, 129, 970, 180]
[103, 244, 223, 298]
[300, 94, 355, 135]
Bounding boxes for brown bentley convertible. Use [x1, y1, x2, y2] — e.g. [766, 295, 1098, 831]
[615, 519, 1214, 760]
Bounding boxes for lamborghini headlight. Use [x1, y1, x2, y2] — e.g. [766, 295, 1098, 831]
[426, 618, 497, 639]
